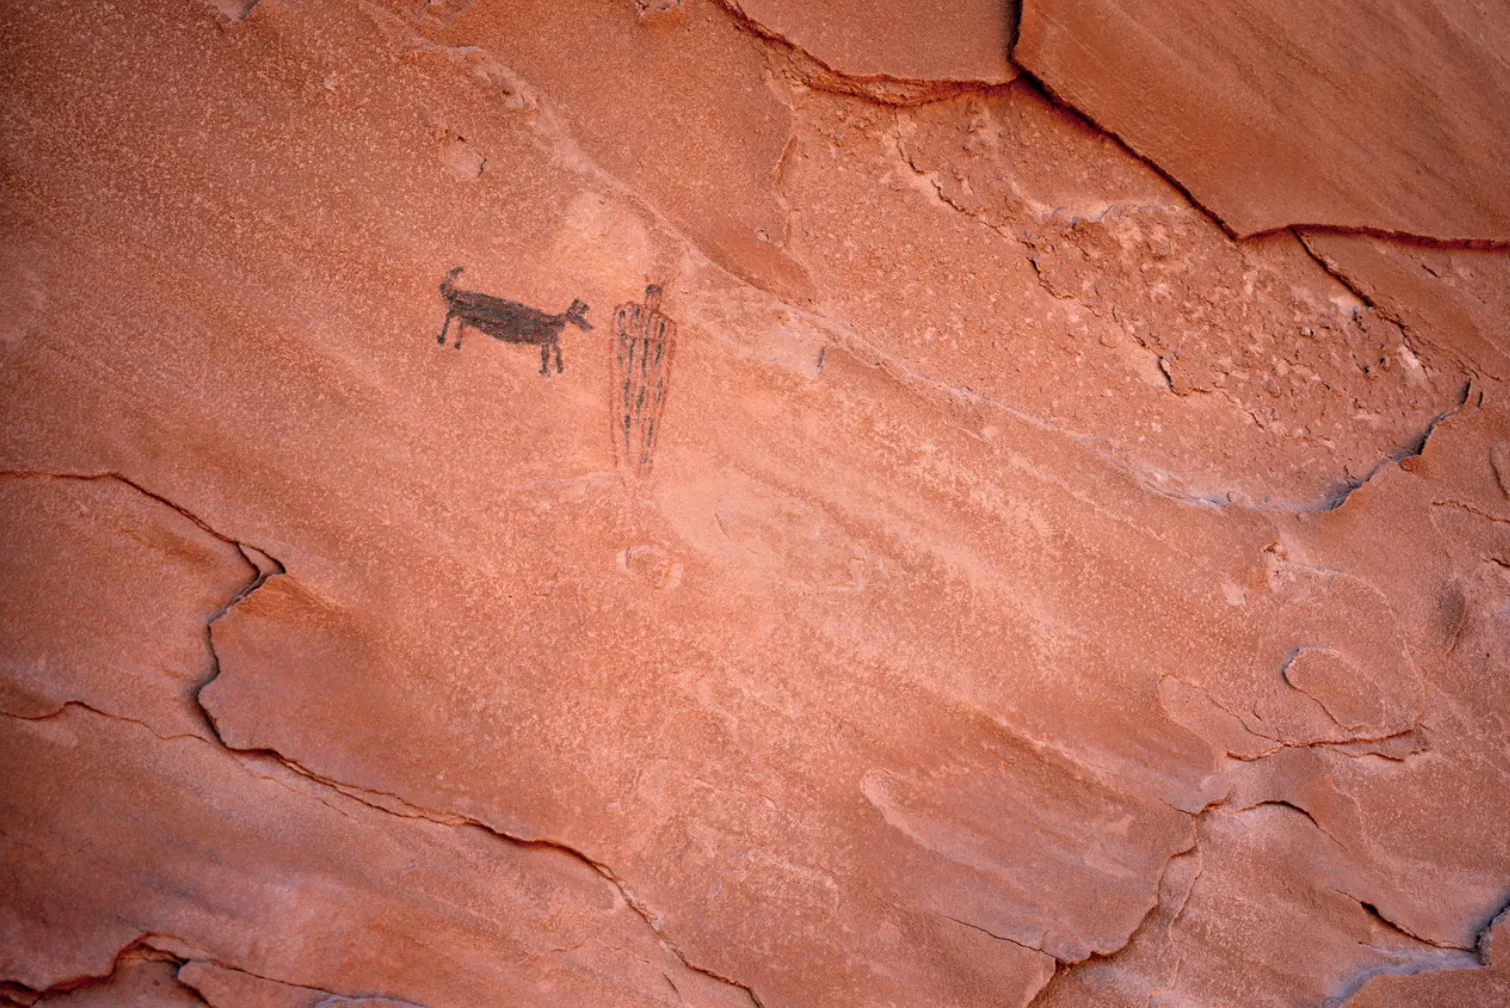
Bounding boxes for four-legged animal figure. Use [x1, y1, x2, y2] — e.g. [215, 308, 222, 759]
[438, 266, 592, 375]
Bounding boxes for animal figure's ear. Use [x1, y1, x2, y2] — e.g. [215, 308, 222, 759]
[443, 266, 464, 286]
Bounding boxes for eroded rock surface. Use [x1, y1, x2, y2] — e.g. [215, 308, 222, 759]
[1, 2, 1506, 1007]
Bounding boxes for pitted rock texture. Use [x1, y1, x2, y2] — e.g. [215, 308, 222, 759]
[1, 2, 1507, 1007]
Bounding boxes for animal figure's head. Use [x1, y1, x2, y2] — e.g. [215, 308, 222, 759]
[566, 298, 592, 331]
[441, 266, 464, 292]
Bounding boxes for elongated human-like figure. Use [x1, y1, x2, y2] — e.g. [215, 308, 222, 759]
[612, 284, 675, 478]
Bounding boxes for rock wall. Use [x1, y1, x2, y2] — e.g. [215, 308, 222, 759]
[2, 2, 1507, 1006]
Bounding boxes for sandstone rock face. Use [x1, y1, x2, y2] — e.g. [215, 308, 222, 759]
[1, 2, 1506, 1007]
[1016, 0, 1510, 240]
[726, 0, 1017, 85]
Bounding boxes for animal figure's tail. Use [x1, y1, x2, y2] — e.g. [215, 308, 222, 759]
[441, 266, 464, 297]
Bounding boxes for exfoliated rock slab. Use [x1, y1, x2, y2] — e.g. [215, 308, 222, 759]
[1034, 805, 1478, 1007]
[1300, 234, 1510, 382]
[34, 953, 204, 1008]
[726, 0, 1016, 84]
[1016, 0, 1510, 240]
[0, 474, 258, 738]
[1342, 908, 1510, 1007]
[4, 0, 1510, 1005]
[1246, 395, 1510, 950]
[0, 707, 742, 1008]
[798, 84, 1466, 507]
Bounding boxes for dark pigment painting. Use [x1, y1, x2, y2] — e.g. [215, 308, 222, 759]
[437, 267, 592, 375]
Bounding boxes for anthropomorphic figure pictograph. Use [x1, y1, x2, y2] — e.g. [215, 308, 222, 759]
[612, 284, 675, 478]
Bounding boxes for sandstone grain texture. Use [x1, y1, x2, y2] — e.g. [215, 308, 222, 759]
[1, 2, 1506, 1007]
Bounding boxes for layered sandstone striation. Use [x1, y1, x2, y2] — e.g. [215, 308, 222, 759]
[1, 2, 1506, 1007]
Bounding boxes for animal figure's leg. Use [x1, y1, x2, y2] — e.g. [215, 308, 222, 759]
[438, 311, 452, 346]
[539, 342, 551, 376]
[554, 339, 563, 374]
[454, 319, 464, 350]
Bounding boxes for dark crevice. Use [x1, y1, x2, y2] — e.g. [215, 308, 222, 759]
[1024, 841, 1201, 1006]
[1283, 223, 1510, 254]
[169, 945, 430, 1008]
[1234, 799, 1357, 852]
[1434, 499, 1510, 526]
[1008, 29, 1509, 251]
[1017, 75, 1509, 252]
[0, 700, 203, 742]
[1027, 798, 1495, 1008]
[1357, 899, 1464, 950]
[1011, 70, 1243, 241]
[8, 929, 430, 1007]
[6, 939, 191, 1006]
[1309, 379, 1476, 512]
[0, 470, 287, 739]
[713, 0, 1015, 106]
[1317, 890, 1496, 1007]
[0, 471, 271, 556]
[939, 913, 1058, 959]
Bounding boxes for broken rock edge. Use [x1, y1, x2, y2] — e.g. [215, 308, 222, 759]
[722, 0, 1510, 249]
[711, 0, 1017, 105]
[2, 350, 1492, 997]
[0, 471, 763, 1008]
[8, 3, 1504, 996]
[1024, 799, 1508, 1008]
[11, 934, 428, 1008]
[386, 0, 1469, 515]
[881, 87, 1478, 512]
[1006, 2, 1510, 249]
[1324, 897, 1510, 1008]
[3, 471, 1479, 1008]
[1296, 229, 1510, 385]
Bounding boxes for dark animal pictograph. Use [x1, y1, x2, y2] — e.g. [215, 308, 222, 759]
[612, 284, 675, 478]
[437, 267, 592, 375]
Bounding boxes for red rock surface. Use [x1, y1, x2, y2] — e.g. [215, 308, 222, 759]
[725, 0, 1016, 85]
[1016, 0, 1510, 241]
[1, 2, 1506, 1007]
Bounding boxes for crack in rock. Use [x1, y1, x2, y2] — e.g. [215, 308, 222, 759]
[1326, 897, 1510, 1007]
[713, 0, 1009, 106]
[1, 470, 765, 1008]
